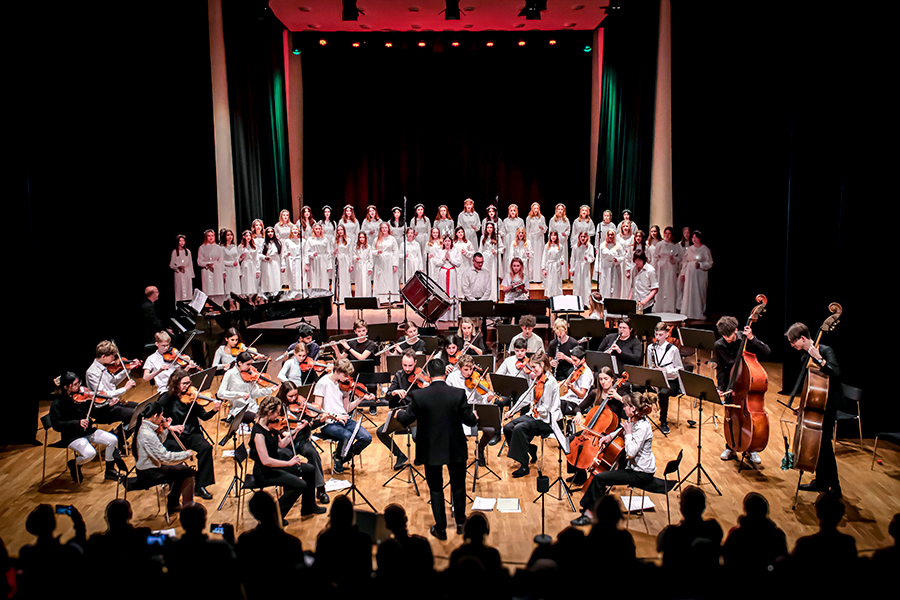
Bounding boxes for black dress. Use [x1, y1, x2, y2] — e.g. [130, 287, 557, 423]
[249, 423, 317, 518]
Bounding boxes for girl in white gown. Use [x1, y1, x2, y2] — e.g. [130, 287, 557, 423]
[319, 206, 336, 243]
[500, 204, 524, 272]
[250, 219, 266, 250]
[654, 227, 684, 313]
[680, 231, 713, 320]
[434, 205, 455, 239]
[570, 231, 595, 307]
[333, 225, 352, 304]
[478, 222, 503, 302]
[410, 204, 431, 257]
[373, 222, 399, 304]
[597, 229, 623, 299]
[430, 236, 462, 321]
[297, 206, 315, 240]
[425, 227, 443, 279]
[351, 232, 373, 297]
[339, 205, 359, 247]
[480, 204, 501, 249]
[388, 207, 406, 248]
[401, 227, 423, 285]
[617, 222, 636, 298]
[453, 226, 475, 278]
[617, 209, 638, 237]
[501, 257, 528, 303]
[676, 225, 692, 311]
[646, 225, 662, 264]
[457, 199, 481, 247]
[508, 227, 533, 284]
[170, 235, 194, 303]
[361, 205, 382, 246]
[238, 231, 259, 296]
[548, 204, 571, 279]
[541, 231, 565, 298]
[283, 225, 303, 290]
[594, 210, 617, 280]
[274, 209, 293, 241]
[526, 203, 547, 283]
[303, 223, 332, 291]
[197, 229, 225, 301]
[219, 229, 240, 310]
[571, 205, 595, 276]
[258, 227, 284, 294]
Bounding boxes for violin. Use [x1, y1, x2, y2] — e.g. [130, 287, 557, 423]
[407, 367, 431, 388]
[447, 352, 459, 365]
[567, 372, 629, 471]
[268, 414, 302, 432]
[106, 357, 141, 375]
[465, 369, 494, 397]
[72, 387, 114, 405]
[230, 343, 266, 361]
[179, 386, 218, 407]
[339, 378, 370, 399]
[559, 364, 586, 396]
[240, 366, 278, 387]
[298, 356, 332, 373]
[531, 373, 548, 419]
[163, 349, 194, 368]
[515, 357, 533, 375]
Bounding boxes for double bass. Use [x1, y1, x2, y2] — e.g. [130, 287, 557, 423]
[790, 302, 842, 473]
[723, 294, 770, 455]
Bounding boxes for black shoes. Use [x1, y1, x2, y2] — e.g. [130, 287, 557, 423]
[660, 422, 671, 435]
[113, 449, 128, 472]
[571, 514, 593, 527]
[68, 459, 83, 483]
[456, 523, 465, 536]
[430, 525, 447, 541]
[317, 489, 330, 504]
[301, 505, 327, 516]
[798, 479, 829, 492]
[488, 434, 502, 446]
[393, 457, 409, 470]
[528, 444, 538, 464]
[333, 458, 345, 474]
[105, 462, 123, 481]
[477, 453, 486, 467]
[368, 406, 378, 416]
[195, 486, 213, 500]
[512, 465, 530, 478]
[566, 473, 587, 485]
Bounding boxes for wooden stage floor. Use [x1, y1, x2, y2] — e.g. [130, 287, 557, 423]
[2, 349, 898, 568]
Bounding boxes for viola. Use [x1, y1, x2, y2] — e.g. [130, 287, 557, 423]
[407, 367, 431, 388]
[106, 357, 141, 375]
[531, 373, 548, 419]
[268, 414, 302, 432]
[567, 372, 629, 471]
[240, 366, 277, 387]
[230, 343, 266, 361]
[723, 294, 769, 455]
[179, 386, 218, 407]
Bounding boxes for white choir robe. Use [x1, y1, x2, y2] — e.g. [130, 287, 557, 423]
[617, 233, 635, 298]
[597, 242, 623, 299]
[478, 238, 503, 302]
[274, 222, 292, 241]
[548, 217, 571, 277]
[570, 243, 595, 307]
[238, 245, 259, 295]
[339, 219, 360, 247]
[389, 222, 405, 251]
[352, 246, 373, 297]
[479, 218, 501, 247]
[617, 219, 639, 236]
[434, 218, 455, 239]
[680, 244, 713, 319]
[594, 221, 618, 277]
[196, 243, 225, 297]
[361, 219, 382, 246]
[335, 241, 353, 303]
[653, 241, 683, 313]
[541, 244, 565, 298]
[571, 219, 596, 281]
[500, 217, 524, 271]
[676, 242, 690, 311]
[283, 238, 304, 291]
[507, 242, 533, 287]
[221, 244, 241, 299]
[170, 249, 195, 302]
[303, 237, 332, 291]
[526, 216, 547, 283]
[425, 243, 442, 279]
[401, 239, 423, 285]
[258, 243, 283, 294]
[457, 211, 481, 246]
[373, 236, 400, 303]
[646, 239, 660, 264]
[409, 217, 432, 257]
[454, 239, 475, 279]
[320, 220, 336, 242]
[430, 248, 462, 321]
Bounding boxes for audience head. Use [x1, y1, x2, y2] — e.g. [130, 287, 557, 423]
[814, 492, 845, 529]
[383, 504, 408, 536]
[592, 494, 623, 528]
[105, 499, 133, 530]
[248, 491, 282, 529]
[463, 512, 490, 542]
[680, 485, 707, 521]
[180, 502, 207, 535]
[25, 504, 56, 539]
[329, 495, 354, 530]
[742, 492, 770, 521]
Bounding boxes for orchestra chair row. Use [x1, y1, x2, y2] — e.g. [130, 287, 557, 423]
[39, 414, 109, 486]
[834, 383, 863, 449]
[116, 464, 171, 524]
[229, 442, 282, 526]
[623, 449, 683, 528]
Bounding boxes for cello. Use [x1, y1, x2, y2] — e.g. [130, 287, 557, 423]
[790, 302, 842, 474]
[567, 372, 629, 471]
[723, 294, 770, 455]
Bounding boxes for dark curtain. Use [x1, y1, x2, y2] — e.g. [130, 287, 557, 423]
[301, 32, 593, 220]
[594, 1, 660, 226]
[223, 0, 291, 232]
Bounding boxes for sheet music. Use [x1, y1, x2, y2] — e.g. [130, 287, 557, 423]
[472, 497, 496, 511]
[550, 295, 583, 312]
[342, 417, 362, 458]
[550, 417, 571, 454]
[189, 289, 207, 313]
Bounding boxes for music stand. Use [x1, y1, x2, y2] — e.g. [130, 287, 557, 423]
[604, 299, 636, 320]
[125, 394, 159, 434]
[570, 320, 607, 351]
[674, 370, 723, 496]
[366, 323, 399, 345]
[339, 413, 377, 511]
[345, 297, 378, 321]
[622, 365, 670, 436]
[357, 371, 392, 425]
[629, 314, 661, 344]
[532, 418, 576, 512]
[380, 409, 424, 495]
[496, 324, 521, 359]
[469, 403, 502, 490]
[679, 327, 718, 428]
[472, 355, 494, 373]
[491, 374, 530, 458]
[188, 367, 217, 392]
[216, 404, 251, 511]
[386, 354, 428, 375]
[585, 351, 618, 375]
[493, 303, 531, 322]
[419, 335, 442, 355]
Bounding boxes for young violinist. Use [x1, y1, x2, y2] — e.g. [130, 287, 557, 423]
[85, 340, 141, 438]
[437, 335, 463, 376]
[337, 319, 376, 361]
[495, 338, 531, 380]
[548, 318, 580, 382]
[501, 257, 528, 303]
[509, 314, 544, 354]
[212, 327, 241, 369]
[134, 402, 197, 514]
[571, 391, 658, 526]
[558, 346, 593, 416]
[378, 350, 421, 469]
[502, 351, 561, 478]
[157, 368, 219, 499]
[786, 322, 843, 496]
[50, 372, 126, 482]
[715, 316, 770, 464]
[249, 397, 326, 523]
[278, 342, 329, 386]
[395, 322, 425, 355]
[143, 331, 196, 390]
[217, 351, 278, 425]
[275, 382, 330, 505]
[447, 354, 497, 467]
[313, 358, 373, 474]
[458, 317, 486, 356]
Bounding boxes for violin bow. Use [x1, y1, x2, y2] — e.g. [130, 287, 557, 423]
[182, 372, 211, 427]
[403, 350, 439, 395]
[166, 331, 196, 369]
[110, 339, 134, 385]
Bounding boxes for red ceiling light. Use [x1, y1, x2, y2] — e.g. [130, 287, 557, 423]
[318, 39, 327, 46]
[418, 41, 426, 47]
[352, 42, 360, 47]
[451, 41, 459, 47]
[385, 41, 393, 48]
[486, 41, 494, 47]
[548, 39, 557, 45]
[518, 40, 526, 46]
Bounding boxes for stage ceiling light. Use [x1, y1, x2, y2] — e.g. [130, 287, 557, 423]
[518, 40, 526, 46]
[441, 1, 463, 21]
[342, 0, 364, 21]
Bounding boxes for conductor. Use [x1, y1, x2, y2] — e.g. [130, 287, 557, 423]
[397, 358, 478, 541]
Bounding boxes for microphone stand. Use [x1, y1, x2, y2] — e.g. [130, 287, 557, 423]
[298, 194, 306, 298]
[400, 195, 409, 327]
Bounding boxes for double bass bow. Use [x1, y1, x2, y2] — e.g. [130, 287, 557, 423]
[722, 294, 770, 456]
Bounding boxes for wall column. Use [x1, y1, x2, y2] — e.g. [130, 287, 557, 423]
[649, 0, 673, 229]
[208, 0, 236, 232]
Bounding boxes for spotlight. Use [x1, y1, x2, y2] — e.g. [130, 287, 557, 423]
[342, 0, 364, 21]
[548, 39, 557, 45]
[518, 0, 546, 20]
[518, 40, 526, 46]
[441, 1, 464, 21]
[486, 41, 494, 47]
[385, 41, 393, 48]
[451, 41, 459, 47]
[418, 41, 426, 47]
[319, 39, 327, 46]
[352, 42, 360, 48]
[583, 46, 591, 52]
